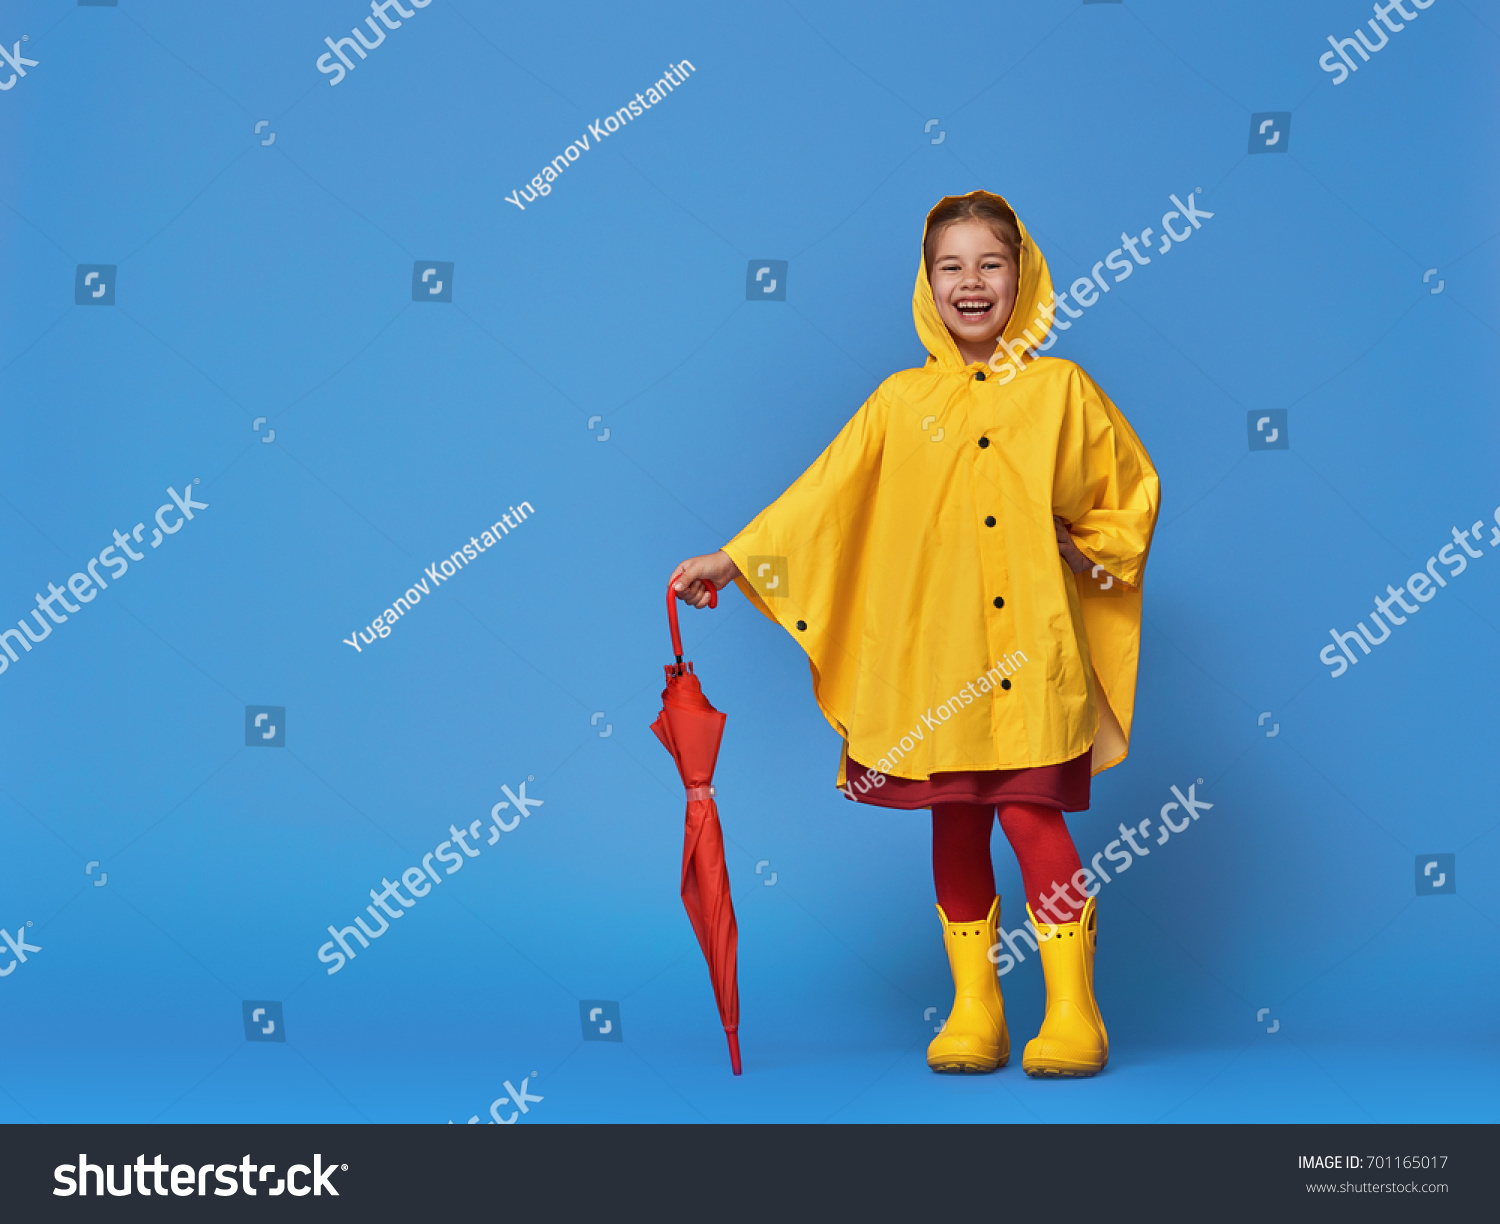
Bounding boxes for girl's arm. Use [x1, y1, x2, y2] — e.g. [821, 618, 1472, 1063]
[1053, 516, 1092, 574]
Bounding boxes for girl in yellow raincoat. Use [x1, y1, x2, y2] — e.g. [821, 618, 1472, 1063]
[672, 191, 1160, 1077]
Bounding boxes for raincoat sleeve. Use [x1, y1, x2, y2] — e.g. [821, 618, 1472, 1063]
[1051, 366, 1160, 773]
[1051, 368, 1160, 589]
[718, 389, 890, 739]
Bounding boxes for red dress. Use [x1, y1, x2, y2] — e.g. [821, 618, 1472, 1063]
[842, 749, 1092, 812]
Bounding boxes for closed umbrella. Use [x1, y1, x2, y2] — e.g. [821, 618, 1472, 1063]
[649, 580, 742, 1075]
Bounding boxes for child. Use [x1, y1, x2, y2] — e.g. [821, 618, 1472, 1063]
[671, 191, 1159, 1077]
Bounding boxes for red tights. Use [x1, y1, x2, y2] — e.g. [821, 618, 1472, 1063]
[932, 802, 1086, 925]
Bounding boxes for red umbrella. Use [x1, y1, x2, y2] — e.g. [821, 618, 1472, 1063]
[650, 580, 742, 1075]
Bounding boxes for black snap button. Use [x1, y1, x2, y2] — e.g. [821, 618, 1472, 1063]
[984, 515, 996, 527]
[795, 620, 807, 631]
[974, 370, 986, 381]
[993, 597, 1004, 609]
[977, 436, 990, 448]
[1000, 678, 1011, 690]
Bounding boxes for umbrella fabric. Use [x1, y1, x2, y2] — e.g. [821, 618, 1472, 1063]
[650, 584, 742, 1075]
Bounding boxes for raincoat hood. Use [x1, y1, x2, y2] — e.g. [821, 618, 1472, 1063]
[914, 190, 1055, 371]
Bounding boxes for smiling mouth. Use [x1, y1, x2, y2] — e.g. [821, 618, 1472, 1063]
[954, 299, 994, 320]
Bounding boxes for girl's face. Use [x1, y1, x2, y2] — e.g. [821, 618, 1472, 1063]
[928, 219, 1019, 364]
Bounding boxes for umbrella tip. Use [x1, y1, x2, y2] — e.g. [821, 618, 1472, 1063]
[727, 1030, 742, 1076]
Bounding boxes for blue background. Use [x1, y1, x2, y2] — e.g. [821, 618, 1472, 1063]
[2, 0, 1497, 1123]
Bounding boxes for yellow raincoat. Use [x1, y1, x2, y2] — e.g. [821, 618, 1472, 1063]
[721, 191, 1160, 789]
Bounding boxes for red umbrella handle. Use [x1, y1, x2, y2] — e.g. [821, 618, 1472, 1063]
[668, 577, 717, 668]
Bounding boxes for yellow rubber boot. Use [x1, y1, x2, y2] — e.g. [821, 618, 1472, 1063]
[1022, 895, 1108, 1078]
[927, 895, 1010, 1074]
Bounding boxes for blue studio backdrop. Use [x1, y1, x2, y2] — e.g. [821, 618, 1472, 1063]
[1, 0, 1497, 1123]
